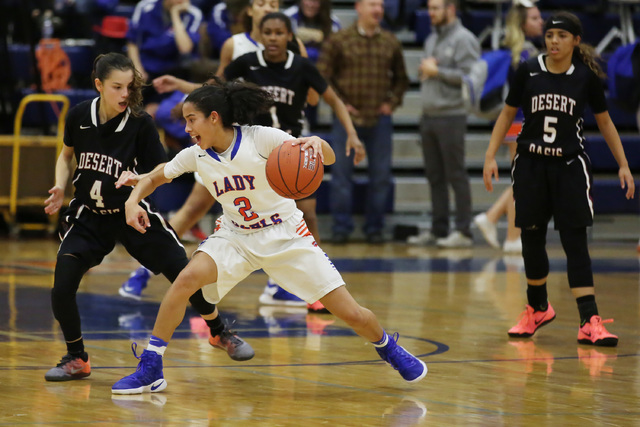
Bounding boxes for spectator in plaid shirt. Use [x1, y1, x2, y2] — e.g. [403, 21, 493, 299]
[316, 0, 408, 244]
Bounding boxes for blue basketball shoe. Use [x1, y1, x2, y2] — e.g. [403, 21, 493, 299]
[258, 278, 306, 307]
[112, 344, 166, 395]
[375, 332, 427, 383]
[119, 267, 151, 300]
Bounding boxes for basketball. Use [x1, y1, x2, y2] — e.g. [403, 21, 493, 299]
[265, 141, 324, 199]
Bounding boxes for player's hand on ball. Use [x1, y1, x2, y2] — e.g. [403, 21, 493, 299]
[291, 137, 325, 164]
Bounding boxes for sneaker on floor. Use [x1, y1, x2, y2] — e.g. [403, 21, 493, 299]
[508, 304, 556, 338]
[119, 267, 151, 300]
[44, 352, 91, 381]
[474, 214, 499, 249]
[436, 231, 473, 248]
[307, 300, 330, 313]
[577, 316, 618, 347]
[209, 327, 255, 361]
[503, 238, 522, 254]
[259, 279, 306, 307]
[112, 344, 166, 395]
[375, 332, 427, 383]
[407, 231, 435, 246]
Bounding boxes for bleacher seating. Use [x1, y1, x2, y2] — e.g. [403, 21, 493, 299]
[4, 0, 639, 223]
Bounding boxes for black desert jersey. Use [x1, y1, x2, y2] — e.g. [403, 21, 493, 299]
[224, 50, 328, 137]
[64, 98, 167, 213]
[505, 54, 607, 158]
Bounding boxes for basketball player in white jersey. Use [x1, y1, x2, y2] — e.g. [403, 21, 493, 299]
[111, 79, 427, 394]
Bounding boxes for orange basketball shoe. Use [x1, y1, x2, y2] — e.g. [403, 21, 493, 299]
[577, 316, 618, 347]
[307, 300, 330, 313]
[45, 353, 91, 381]
[508, 304, 556, 338]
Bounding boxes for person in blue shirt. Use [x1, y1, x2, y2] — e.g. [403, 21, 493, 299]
[205, 0, 249, 59]
[283, 0, 340, 63]
[126, 0, 203, 115]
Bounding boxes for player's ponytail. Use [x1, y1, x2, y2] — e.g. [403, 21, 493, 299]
[92, 53, 145, 116]
[186, 76, 274, 127]
[575, 43, 606, 79]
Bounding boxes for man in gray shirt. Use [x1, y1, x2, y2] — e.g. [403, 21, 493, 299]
[410, 0, 480, 247]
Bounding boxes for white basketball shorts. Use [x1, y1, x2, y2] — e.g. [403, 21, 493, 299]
[195, 210, 345, 304]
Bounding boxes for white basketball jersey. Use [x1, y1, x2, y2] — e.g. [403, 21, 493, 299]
[164, 125, 298, 234]
[231, 33, 262, 60]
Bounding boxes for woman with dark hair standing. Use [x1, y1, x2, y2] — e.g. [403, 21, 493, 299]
[483, 12, 635, 345]
[43, 53, 253, 382]
[111, 79, 426, 394]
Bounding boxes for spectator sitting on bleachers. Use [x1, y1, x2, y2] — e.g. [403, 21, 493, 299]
[205, 0, 250, 59]
[284, 0, 340, 63]
[126, 0, 203, 117]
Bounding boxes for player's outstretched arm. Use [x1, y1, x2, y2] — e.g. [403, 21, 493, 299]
[321, 85, 365, 165]
[484, 105, 518, 192]
[123, 164, 173, 233]
[44, 145, 74, 215]
[594, 111, 636, 200]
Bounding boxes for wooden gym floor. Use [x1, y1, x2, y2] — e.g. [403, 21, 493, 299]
[0, 233, 638, 426]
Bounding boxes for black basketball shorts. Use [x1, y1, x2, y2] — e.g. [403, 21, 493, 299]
[58, 199, 188, 277]
[512, 152, 594, 230]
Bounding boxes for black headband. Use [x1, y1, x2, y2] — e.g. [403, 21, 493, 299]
[544, 16, 582, 37]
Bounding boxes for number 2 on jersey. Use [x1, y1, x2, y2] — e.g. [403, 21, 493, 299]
[90, 180, 105, 208]
[234, 197, 258, 221]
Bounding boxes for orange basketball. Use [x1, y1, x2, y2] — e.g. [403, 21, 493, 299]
[266, 141, 324, 199]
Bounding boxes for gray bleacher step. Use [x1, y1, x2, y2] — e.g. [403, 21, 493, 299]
[317, 91, 493, 127]
[354, 131, 510, 170]
[392, 176, 511, 213]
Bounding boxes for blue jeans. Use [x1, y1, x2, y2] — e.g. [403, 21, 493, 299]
[330, 115, 393, 236]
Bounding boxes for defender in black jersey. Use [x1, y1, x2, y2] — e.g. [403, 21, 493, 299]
[43, 53, 253, 383]
[483, 12, 635, 346]
[223, 12, 364, 310]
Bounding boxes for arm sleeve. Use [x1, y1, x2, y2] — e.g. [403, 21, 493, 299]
[303, 58, 329, 94]
[164, 146, 198, 179]
[388, 38, 409, 108]
[436, 35, 480, 86]
[587, 71, 608, 114]
[254, 127, 294, 159]
[136, 115, 168, 173]
[223, 54, 247, 81]
[63, 107, 77, 147]
[505, 62, 528, 108]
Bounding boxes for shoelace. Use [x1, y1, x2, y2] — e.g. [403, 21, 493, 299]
[386, 333, 418, 370]
[56, 353, 80, 367]
[220, 327, 243, 346]
[591, 317, 614, 335]
[130, 342, 159, 381]
[514, 306, 536, 326]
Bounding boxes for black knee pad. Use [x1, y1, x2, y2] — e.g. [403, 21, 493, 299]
[521, 227, 549, 280]
[51, 254, 91, 342]
[189, 289, 216, 316]
[559, 227, 594, 288]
